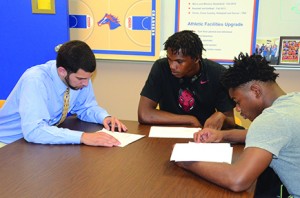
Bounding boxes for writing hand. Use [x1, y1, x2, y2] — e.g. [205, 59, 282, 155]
[193, 128, 223, 143]
[203, 112, 226, 130]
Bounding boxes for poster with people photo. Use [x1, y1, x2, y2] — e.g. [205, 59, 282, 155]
[278, 36, 300, 66]
[255, 37, 279, 65]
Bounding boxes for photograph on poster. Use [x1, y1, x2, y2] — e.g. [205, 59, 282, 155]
[277, 36, 300, 66]
[255, 37, 279, 65]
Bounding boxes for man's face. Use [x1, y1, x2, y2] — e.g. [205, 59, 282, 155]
[166, 48, 199, 78]
[229, 83, 264, 122]
[65, 69, 93, 90]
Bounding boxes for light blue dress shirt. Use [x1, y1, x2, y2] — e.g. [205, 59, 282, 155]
[0, 60, 110, 144]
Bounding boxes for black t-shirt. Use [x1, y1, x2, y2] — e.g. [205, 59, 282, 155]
[140, 58, 234, 125]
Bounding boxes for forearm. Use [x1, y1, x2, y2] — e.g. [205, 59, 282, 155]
[73, 84, 110, 124]
[204, 111, 235, 130]
[23, 123, 82, 144]
[222, 116, 236, 129]
[179, 161, 251, 192]
[138, 109, 201, 127]
[222, 129, 247, 143]
[75, 105, 110, 124]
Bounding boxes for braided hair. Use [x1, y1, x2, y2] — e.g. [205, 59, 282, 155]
[221, 52, 279, 89]
[163, 30, 206, 60]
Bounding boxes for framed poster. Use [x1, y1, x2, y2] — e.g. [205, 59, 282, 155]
[278, 36, 300, 66]
[32, 0, 55, 14]
[175, 0, 259, 64]
[69, 0, 160, 61]
[255, 37, 279, 65]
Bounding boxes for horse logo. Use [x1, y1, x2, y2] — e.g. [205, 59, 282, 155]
[97, 13, 121, 30]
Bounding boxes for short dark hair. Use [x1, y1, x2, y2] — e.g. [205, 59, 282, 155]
[163, 30, 205, 60]
[56, 40, 96, 73]
[221, 52, 279, 89]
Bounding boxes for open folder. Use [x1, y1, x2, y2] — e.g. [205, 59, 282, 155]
[170, 142, 233, 164]
[98, 129, 145, 147]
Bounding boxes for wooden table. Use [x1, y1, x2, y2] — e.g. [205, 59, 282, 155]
[0, 117, 259, 198]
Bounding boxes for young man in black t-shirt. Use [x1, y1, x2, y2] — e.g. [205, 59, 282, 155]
[138, 30, 236, 129]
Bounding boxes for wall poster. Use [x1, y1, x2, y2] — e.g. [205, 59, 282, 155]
[69, 0, 160, 61]
[175, 0, 259, 64]
[278, 36, 300, 67]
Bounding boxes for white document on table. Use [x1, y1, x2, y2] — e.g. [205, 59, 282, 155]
[99, 129, 145, 147]
[149, 126, 201, 138]
[170, 142, 233, 164]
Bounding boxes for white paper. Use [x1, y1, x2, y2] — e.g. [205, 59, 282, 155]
[149, 126, 201, 138]
[98, 129, 145, 147]
[170, 142, 232, 164]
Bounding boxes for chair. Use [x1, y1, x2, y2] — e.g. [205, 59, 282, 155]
[255, 167, 290, 198]
[234, 115, 242, 126]
[0, 100, 7, 148]
[234, 109, 251, 129]
[0, 100, 5, 108]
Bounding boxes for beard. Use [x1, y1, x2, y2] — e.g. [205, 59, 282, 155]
[64, 73, 79, 90]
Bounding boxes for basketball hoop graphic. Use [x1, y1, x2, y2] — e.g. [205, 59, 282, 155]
[126, 16, 151, 30]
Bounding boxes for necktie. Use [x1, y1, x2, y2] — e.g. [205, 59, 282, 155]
[56, 88, 70, 126]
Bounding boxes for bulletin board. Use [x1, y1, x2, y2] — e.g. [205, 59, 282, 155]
[255, 0, 300, 69]
[175, 0, 259, 64]
[69, 0, 160, 61]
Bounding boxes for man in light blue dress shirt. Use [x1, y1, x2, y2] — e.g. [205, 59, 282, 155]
[0, 40, 127, 147]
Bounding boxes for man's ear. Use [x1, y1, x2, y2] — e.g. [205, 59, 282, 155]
[194, 57, 200, 63]
[57, 67, 67, 78]
[250, 83, 262, 98]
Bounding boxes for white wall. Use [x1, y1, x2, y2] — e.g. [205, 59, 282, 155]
[92, 0, 300, 121]
[93, 60, 152, 121]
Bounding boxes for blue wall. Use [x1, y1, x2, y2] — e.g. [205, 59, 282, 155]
[0, 1, 69, 99]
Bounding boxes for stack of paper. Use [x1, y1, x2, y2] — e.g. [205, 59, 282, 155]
[149, 126, 201, 138]
[98, 129, 145, 147]
[170, 142, 233, 164]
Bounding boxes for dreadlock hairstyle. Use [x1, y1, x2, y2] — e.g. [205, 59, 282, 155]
[163, 30, 206, 60]
[221, 52, 279, 89]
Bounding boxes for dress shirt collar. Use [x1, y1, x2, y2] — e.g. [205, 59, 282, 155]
[49, 60, 68, 95]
